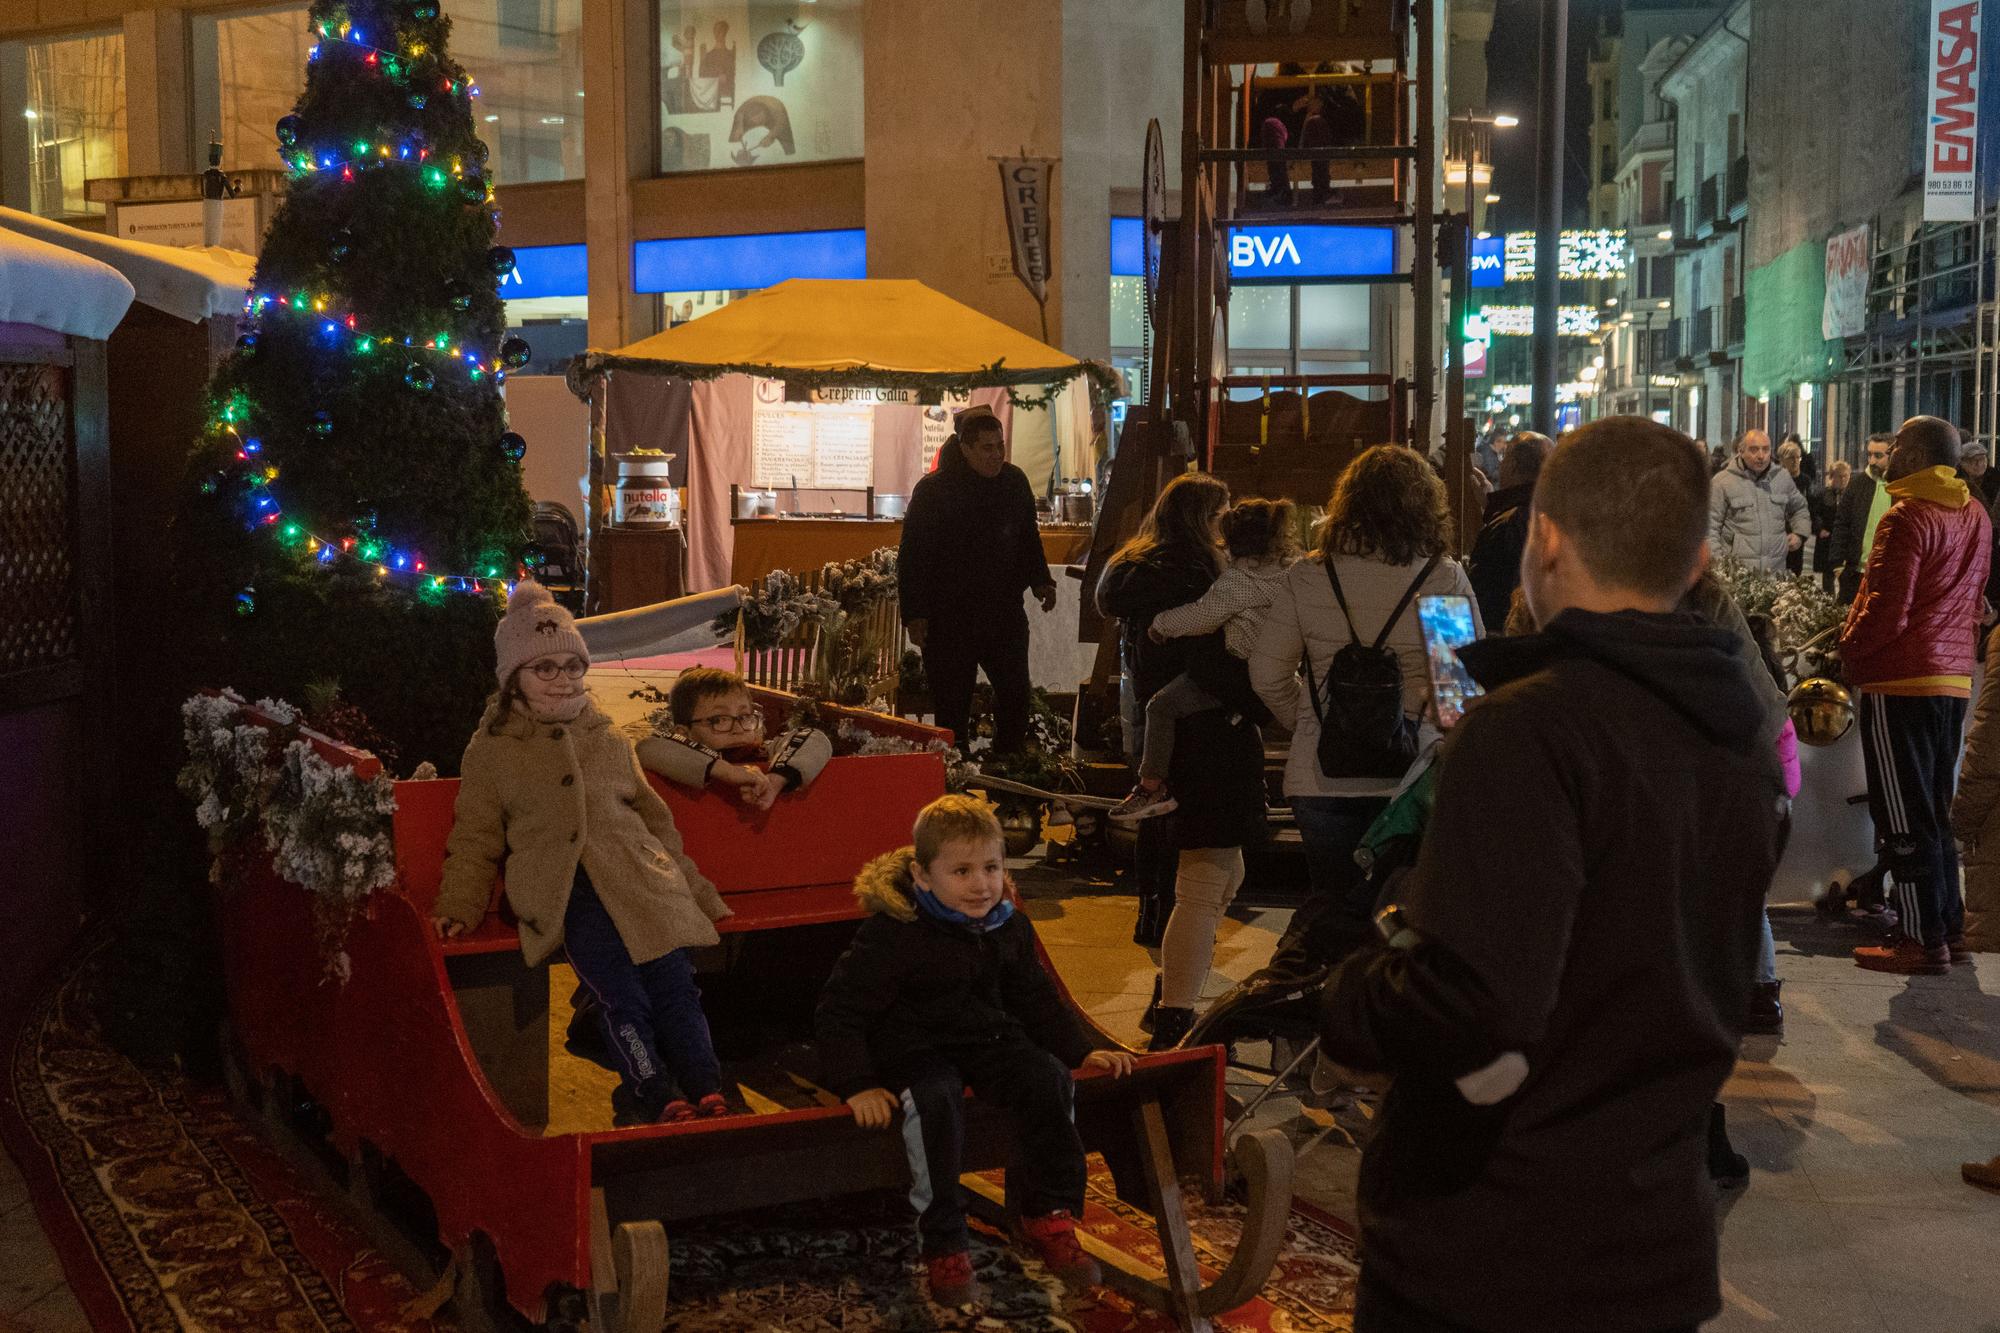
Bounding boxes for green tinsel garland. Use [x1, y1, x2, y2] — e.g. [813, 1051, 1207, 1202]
[566, 354, 1116, 413]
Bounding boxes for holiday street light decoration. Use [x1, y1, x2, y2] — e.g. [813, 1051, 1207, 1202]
[1478, 304, 1602, 337]
[1501, 229, 1630, 283]
[176, 0, 535, 772]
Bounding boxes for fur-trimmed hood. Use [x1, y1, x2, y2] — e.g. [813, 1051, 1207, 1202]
[851, 847, 1021, 923]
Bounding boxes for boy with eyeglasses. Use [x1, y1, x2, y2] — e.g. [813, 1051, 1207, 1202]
[637, 667, 832, 810]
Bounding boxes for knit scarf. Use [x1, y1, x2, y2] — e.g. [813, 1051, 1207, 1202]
[914, 886, 1015, 933]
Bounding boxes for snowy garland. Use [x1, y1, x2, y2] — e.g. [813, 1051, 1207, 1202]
[179, 693, 399, 975]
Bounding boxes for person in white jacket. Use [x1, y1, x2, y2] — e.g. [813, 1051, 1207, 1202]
[1710, 429, 1809, 574]
[1249, 446, 1480, 978]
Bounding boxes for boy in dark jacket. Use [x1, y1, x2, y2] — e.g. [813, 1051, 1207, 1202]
[1319, 418, 1782, 1333]
[814, 795, 1134, 1308]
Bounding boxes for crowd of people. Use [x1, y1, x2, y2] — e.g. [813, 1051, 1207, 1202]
[1089, 412, 1998, 1332]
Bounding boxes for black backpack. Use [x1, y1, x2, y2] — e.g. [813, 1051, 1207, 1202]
[1303, 555, 1439, 780]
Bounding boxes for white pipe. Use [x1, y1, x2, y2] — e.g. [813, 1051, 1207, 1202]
[577, 586, 742, 660]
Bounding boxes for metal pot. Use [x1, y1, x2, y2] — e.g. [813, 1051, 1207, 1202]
[874, 493, 909, 520]
[1055, 492, 1095, 526]
[737, 489, 778, 519]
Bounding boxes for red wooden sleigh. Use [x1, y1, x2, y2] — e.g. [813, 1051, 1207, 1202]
[215, 689, 1291, 1333]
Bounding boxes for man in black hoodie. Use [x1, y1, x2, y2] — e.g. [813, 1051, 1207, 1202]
[899, 405, 1057, 755]
[1320, 417, 1782, 1333]
[1466, 431, 1552, 629]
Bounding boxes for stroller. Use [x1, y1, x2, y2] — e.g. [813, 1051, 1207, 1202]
[1183, 749, 1439, 1153]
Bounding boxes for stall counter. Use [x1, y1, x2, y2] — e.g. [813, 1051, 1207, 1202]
[729, 519, 1093, 587]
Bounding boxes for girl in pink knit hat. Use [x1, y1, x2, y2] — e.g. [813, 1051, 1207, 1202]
[430, 581, 736, 1126]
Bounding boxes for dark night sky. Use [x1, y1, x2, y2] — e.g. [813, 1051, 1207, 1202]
[1484, 0, 1607, 233]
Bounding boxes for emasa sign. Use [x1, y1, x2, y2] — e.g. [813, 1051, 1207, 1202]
[1223, 225, 1397, 282]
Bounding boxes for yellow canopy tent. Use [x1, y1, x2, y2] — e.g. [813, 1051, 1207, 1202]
[573, 278, 1104, 397]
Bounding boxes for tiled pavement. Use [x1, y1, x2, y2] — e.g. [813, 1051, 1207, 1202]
[5, 888, 1996, 1331]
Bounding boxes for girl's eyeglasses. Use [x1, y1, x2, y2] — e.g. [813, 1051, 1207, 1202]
[529, 658, 588, 681]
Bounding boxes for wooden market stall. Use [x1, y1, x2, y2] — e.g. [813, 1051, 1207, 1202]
[570, 278, 1108, 605]
[0, 227, 133, 1017]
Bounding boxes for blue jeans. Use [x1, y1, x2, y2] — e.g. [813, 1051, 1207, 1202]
[1270, 795, 1389, 972]
[563, 872, 721, 1101]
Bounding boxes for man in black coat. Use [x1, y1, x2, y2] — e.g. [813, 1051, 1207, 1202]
[899, 405, 1057, 755]
[1466, 431, 1552, 629]
[1319, 418, 1783, 1333]
[1830, 432, 1893, 604]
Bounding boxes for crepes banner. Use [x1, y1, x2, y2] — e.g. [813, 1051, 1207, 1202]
[998, 156, 1057, 305]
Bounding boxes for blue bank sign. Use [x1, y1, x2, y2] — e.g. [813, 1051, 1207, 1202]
[1471, 235, 1505, 289]
[1112, 218, 1397, 283]
[495, 229, 868, 302]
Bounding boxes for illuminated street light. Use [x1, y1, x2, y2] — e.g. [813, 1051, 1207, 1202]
[1657, 229, 1674, 241]
[1493, 114, 1521, 128]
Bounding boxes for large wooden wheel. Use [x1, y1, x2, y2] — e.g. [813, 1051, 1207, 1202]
[588, 1189, 669, 1333]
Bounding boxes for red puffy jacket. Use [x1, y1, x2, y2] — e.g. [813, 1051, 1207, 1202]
[1841, 473, 1992, 691]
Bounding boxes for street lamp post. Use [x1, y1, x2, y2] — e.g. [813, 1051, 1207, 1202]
[1446, 111, 1516, 524]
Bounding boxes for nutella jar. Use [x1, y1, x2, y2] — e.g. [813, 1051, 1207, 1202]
[614, 452, 679, 527]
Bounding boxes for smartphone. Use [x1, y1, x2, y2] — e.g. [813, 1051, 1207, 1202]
[1418, 595, 1483, 729]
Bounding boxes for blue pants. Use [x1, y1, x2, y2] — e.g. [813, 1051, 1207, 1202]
[563, 872, 721, 1101]
[893, 1041, 1085, 1257]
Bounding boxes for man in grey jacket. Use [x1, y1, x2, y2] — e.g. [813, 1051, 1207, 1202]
[1710, 429, 1809, 574]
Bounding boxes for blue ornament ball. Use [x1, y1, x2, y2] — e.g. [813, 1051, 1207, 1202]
[405, 361, 435, 391]
[329, 228, 355, 264]
[276, 114, 301, 147]
[412, 1, 440, 17]
[236, 331, 258, 352]
[500, 336, 532, 369]
[235, 587, 257, 616]
[311, 410, 334, 436]
[499, 431, 527, 462]
[487, 245, 517, 278]
[445, 281, 473, 311]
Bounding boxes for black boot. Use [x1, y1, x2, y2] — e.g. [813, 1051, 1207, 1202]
[1745, 981, 1784, 1035]
[1138, 974, 1162, 1035]
[1148, 1006, 1196, 1052]
[1707, 1103, 1749, 1188]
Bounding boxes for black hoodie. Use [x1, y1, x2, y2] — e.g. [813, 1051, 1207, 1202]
[898, 438, 1051, 626]
[1319, 608, 1781, 1333]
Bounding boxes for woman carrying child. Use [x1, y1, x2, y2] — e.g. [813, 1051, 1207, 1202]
[1109, 497, 1298, 824]
[430, 583, 736, 1127]
[1097, 474, 1273, 1048]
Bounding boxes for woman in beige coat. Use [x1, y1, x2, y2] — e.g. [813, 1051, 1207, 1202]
[431, 582, 734, 1126]
[1948, 623, 2000, 953]
[1250, 446, 1481, 976]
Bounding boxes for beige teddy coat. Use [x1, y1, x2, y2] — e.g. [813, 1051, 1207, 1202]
[433, 697, 731, 966]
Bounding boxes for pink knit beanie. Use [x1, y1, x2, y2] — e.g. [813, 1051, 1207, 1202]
[494, 581, 589, 686]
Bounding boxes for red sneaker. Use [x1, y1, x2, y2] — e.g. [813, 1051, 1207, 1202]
[1853, 938, 1951, 975]
[924, 1249, 981, 1307]
[658, 1098, 699, 1123]
[696, 1093, 732, 1118]
[1019, 1211, 1102, 1289]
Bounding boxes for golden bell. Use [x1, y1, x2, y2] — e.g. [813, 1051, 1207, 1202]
[1788, 677, 1855, 748]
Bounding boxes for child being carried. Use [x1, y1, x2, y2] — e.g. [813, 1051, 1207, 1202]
[1111, 498, 1297, 823]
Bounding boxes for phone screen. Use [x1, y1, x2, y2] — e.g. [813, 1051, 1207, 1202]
[1418, 595, 1483, 729]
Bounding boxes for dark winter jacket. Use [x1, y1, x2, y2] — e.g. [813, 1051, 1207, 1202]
[898, 439, 1052, 627]
[1830, 471, 1882, 603]
[813, 850, 1095, 1098]
[1318, 608, 1781, 1333]
[1466, 482, 1534, 630]
[1840, 466, 1991, 695]
[1097, 544, 1268, 851]
[1810, 483, 1843, 574]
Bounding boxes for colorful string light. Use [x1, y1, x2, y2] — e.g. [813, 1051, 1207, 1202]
[304, 21, 480, 100]
[242, 291, 501, 380]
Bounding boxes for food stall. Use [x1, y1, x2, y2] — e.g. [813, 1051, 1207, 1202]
[569, 278, 1110, 599]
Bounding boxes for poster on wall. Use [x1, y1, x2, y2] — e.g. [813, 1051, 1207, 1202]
[1822, 224, 1871, 340]
[750, 378, 874, 489]
[658, 1, 864, 172]
[1925, 0, 1980, 222]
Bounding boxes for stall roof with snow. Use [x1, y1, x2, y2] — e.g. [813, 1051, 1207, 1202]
[0, 224, 136, 341]
[0, 205, 253, 326]
[571, 278, 1109, 400]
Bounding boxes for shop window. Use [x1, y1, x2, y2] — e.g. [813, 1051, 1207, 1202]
[506, 296, 589, 375]
[193, 5, 312, 173]
[658, 0, 862, 174]
[1229, 285, 1291, 355]
[1298, 284, 1368, 353]
[1110, 275, 1147, 350]
[0, 28, 126, 217]
[655, 288, 751, 327]
[455, 0, 585, 184]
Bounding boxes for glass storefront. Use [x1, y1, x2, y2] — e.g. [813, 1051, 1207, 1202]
[0, 28, 126, 217]
[1109, 274, 1375, 403]
[456, 0, 585, 185]
[193, 5, 311, 172]
[657, 0, 862, 174]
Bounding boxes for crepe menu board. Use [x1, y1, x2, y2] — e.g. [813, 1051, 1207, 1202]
[750, 378, 875, 489]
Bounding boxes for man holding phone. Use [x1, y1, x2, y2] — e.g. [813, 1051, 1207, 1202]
[1318, 419, 1783, 1333]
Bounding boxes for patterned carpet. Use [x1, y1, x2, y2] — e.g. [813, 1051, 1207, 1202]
[3, 948, 1359, 1331]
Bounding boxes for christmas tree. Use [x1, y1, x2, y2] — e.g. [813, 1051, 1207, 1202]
[176, 0, 532, 774]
